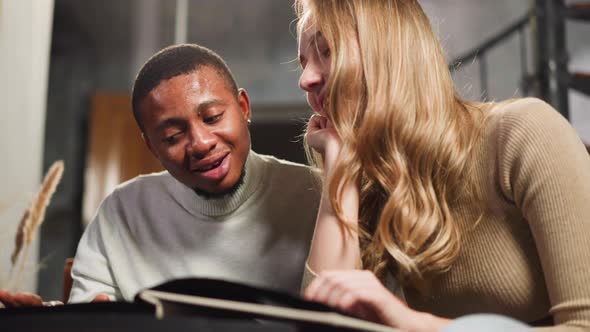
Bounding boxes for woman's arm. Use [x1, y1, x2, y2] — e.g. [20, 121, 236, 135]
[305, 114, 361, 273]
[497, 99, 590, 331]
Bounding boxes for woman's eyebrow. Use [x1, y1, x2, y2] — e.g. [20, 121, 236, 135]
[310, 31, 323, 47]
[299, 31, 324, 66]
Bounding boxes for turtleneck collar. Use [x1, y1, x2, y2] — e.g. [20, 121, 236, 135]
[172, 150, 264, 217]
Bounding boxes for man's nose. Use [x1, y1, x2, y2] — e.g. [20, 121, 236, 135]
[187, 124, 217, 157]
[299, 64, 324, 93]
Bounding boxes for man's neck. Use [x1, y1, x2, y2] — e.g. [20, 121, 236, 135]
[192, 168, 246, 200]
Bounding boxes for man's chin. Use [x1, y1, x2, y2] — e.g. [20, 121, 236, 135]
[192, 169, 246, 200]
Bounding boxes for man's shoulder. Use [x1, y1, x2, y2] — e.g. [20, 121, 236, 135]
[88, 171, 178, 228]
[104, 171, 176, 206]
[113, 170, 172, 191]
[248, 152, 321, 226]
[253, 152, 316, 176]
[251, 151, 321, 196]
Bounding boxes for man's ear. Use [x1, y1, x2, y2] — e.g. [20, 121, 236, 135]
[237, 88, 252, 122]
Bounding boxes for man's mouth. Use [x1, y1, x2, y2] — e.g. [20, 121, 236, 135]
[192, 153, 228, 173]
[195, 158, 223, 172]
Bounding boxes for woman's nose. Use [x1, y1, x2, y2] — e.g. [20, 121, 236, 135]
[299, 64, 324, 93]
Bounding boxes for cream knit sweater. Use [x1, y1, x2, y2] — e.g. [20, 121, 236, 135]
[69, 151, 321, 302]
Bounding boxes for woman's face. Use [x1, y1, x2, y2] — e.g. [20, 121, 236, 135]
[298, 21, 331, 117]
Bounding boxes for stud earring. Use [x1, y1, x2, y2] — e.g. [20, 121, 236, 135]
[247, 119, 252, 125]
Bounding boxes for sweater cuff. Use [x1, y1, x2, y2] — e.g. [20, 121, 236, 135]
[300, 261, 318, 295]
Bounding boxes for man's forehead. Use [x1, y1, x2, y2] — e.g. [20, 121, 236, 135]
[143, 73, 233, 118]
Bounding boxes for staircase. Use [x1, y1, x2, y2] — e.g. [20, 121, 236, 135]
[567, 2, 590, 152]
[565, 3, 590, 100]
[533, 0, 590, 119]
[450, 0, 590, 121]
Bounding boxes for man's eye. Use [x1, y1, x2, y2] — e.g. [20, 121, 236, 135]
[162, 132, 182, 144]
[204, 113, 223, 124]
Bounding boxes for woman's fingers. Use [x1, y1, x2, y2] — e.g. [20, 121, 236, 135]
[312, 277, 339, 306]
[307, 114, 326, 131]
[303, 270, 410, 327]
[305, 114, 342, 163]
[303, 275, 323, 300]
[305, 271, 380, 322]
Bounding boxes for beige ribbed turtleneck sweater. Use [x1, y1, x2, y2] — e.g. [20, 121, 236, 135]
[401, 98, 590, 331]
[304, 98, 590, 331]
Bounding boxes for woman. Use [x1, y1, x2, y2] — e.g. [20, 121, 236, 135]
[295, 0, 590, 331]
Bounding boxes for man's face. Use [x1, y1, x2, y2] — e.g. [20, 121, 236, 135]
[139, 66, 251, 194]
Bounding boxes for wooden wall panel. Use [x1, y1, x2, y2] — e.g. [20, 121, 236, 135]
[83, 92, 162, 224]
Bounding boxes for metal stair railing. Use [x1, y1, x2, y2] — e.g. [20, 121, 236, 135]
[564, 2, 590, 104]
[449, 13, 532, 101]
[449, 0, 590, 121]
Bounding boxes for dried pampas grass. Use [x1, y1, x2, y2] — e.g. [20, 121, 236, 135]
[8, 160, 64, 292]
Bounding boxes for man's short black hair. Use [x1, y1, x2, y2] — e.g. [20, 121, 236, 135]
[131, 44, 239, 132]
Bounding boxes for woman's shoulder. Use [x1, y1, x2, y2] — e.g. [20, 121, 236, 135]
[482, 97, 586, 168]
[476, 97, 586, 171]
[488, 97, 566, 128]
[484, 97, 572, 142]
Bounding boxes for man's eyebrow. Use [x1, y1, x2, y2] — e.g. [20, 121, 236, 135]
[155, 117, 184, 133]
[196, 98, 227, 114]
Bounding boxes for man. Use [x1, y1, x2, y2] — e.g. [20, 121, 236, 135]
[1, 44, 320, 305]
[68, 44, 321, 302]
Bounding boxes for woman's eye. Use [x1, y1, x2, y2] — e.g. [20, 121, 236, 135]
[204, 113, 223, 124]
[322, 47, 331, 58]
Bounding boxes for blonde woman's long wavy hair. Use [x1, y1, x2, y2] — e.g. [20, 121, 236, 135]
[296, 0, 485, 286]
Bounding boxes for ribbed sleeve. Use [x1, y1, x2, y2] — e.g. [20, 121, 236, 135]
[496, 99, 590, 331]
[403, 98, 590, 331]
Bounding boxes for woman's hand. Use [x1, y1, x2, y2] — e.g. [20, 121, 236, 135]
[305, 114, 342, 172]
[304, 270, 450, 332]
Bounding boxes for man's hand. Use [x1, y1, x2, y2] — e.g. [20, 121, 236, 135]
[91, 294, 110, 302]
[0, 289, 43, 307]
[0, 289, 110, 308]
